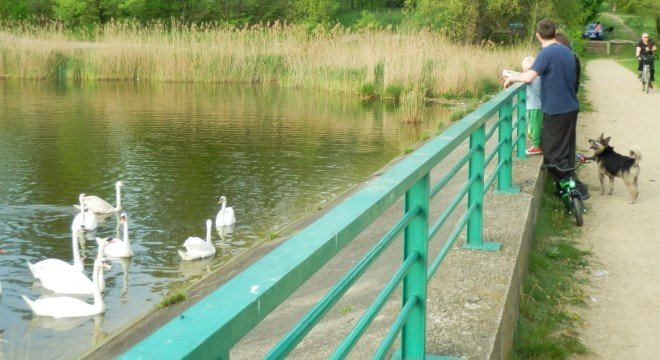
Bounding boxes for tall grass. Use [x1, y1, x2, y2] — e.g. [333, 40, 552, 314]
[0, 20, 534, 107]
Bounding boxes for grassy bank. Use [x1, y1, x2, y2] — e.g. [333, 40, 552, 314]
[511, 178, 590, 359]
[0, 20, 533, 112]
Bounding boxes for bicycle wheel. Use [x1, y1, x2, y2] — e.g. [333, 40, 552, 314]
[642, 66, 650, 93]
[571, 196, 584, 227]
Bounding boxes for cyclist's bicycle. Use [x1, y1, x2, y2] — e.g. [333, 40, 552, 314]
[540, 154, 592, 227]
[639, 54, 657, 93]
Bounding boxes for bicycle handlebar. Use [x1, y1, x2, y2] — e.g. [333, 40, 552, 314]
[540, 154, 593, 172]
[638, 54, 658, 63]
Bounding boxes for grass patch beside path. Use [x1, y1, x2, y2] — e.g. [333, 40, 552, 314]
[511, 178, 591, 360]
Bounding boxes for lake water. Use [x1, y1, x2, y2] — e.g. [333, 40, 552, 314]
[0, 80, 448, 359]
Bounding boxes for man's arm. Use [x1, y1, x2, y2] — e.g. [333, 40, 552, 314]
[504, 69, 538, 88]
[636, 45, 641, 57]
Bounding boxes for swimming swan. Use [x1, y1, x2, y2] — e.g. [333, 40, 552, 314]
[28, 230, 84, 279]
[38, 238, 110, 295]
[21, 258, 110, 318]
[179, 219, 215, 261]
[76, 181, 124, 214]
[103, 213, 133, 258]
[215, 196, 236, 229]
[72, 194, 97, 232]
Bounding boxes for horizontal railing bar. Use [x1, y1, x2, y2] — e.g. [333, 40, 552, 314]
[373, 296, 419, 360]
[483, 161, 505, 193]
[330, 251, 421, 359]
[428, 204, 477, 279]
[484, 138, 506, 167]
[428, 174, 477, 241]
[429, 145, 476, 199]
[512, 118, 522, 131]
[267, 206, 421, 359]
[484, 119, 501, 142]
[513, 131, 525, 150]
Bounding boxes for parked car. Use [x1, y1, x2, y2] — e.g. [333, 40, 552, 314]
[582, 23, 603, 40]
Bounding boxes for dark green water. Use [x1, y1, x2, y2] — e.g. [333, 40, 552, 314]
[0, 80, 448, 358]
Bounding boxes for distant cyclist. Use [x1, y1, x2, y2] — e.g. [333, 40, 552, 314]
[636, 32, 656, 88]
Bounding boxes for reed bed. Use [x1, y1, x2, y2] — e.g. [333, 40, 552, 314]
[0, 20, 535, 114]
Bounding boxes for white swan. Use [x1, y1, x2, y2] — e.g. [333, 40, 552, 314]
[215, 196, 236, 229]
[38, 238, 111, 295]
[21, 258, 110, 318]
[28, 230, 84, 279]
[179, 219, 216, 261]
[72, 194, 97, 232]
[76, 181, 124, 214]
[103, 213, 133, 258]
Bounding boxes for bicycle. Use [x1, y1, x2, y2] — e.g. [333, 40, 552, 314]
[639, 54, 657, 93]
[540, 154, 592, 227]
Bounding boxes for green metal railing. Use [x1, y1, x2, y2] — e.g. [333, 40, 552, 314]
[122, 83, 527, 359]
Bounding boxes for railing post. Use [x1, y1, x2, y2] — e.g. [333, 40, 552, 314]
[496, 100, 520, 194]
[515, 87, 527, 159]
[465, 125, 500, 251]
[401, 175, 429, 359]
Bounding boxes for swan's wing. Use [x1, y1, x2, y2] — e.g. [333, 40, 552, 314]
[84, 196, 116, 214]
[182, 237, 205, 249]
[103, 240, 133, 258]
[179, 243, 215, 260]
[28, 296, 94, 317]
[29, 259, 75, 279]
[216, 207, 236, 226]
[40, 270, 93, 294]
[225, 207, 236, 222]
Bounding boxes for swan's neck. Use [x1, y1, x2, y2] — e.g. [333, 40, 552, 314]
[79, 197, 86, 216]
[206, 222, 212, 245]
[220, 200, 226, 212]
[123, 220, 130, 249]
[92, 262, 105, 312]
[115, 185, 122, 210]
[71, 233, 83, 271]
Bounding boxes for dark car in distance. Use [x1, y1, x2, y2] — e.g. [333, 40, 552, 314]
[582, 23, 603, 40]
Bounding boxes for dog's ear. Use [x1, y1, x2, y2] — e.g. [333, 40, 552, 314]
[599, 132, 605, 141]
[603, 136, 611, 145]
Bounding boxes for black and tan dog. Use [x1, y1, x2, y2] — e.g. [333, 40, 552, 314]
[588, 133, 642, 203]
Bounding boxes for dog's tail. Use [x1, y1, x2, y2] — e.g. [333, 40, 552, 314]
[630, 145, 642, 165]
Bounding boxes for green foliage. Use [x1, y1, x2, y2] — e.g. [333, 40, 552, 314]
[356, 10, 379, 28]
[580, 0, 605, 23]
[359, 82, 377, 99]
[383, 83, 404, 101]
[449, 108, 470, 122]
[339, 305, 353, 314]
[156, 287, 187, 309]
[409, 0, 600, 43]
[292, 0, 340, 24]
[373, 61, 384, 91]
[474, 77, 500, 98]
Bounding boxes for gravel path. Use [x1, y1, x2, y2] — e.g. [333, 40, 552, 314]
[573, 58, 660, 359]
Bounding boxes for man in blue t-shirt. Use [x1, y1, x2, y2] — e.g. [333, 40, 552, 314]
[504, 19, 589, 199]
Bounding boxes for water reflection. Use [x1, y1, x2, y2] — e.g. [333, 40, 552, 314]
[0, 79, 449, 358]
[178, 256, 214, 278]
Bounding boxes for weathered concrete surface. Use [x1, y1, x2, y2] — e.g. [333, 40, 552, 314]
[83, 141, 544, 360]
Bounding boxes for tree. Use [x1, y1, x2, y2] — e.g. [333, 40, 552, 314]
[0, 0, 55, 19]
[53, 0, 122, 25]
[413, 0, 596, 43]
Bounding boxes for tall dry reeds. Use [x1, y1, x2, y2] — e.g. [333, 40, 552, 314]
[0, 20, 535, 115]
